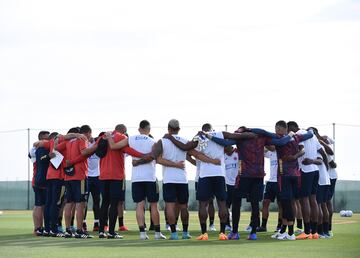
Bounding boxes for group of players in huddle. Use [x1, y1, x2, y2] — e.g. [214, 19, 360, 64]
[29, 119, 337, 241]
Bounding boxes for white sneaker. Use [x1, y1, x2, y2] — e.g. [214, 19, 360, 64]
[140, 232, 149, 240]
[287, 234, 296, 240]
[271, 232, 281, 239]
[276, 232, 289, 240]
[209, 224, 216, 231]
[154, 232, 166, 240]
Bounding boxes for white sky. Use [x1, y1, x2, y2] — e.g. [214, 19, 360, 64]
[0, 0, 359, 181]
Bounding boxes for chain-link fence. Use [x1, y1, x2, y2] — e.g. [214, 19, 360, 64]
[0, 123, 359, 211]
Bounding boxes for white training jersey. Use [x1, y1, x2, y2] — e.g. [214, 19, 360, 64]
[328, 154, 338, 179]
[264, 150, 278, 182]
[199, 131, 225, 178]
[297, 129, 323, 173]
[317, 151, 330, 186]
[195, 160, 201, 182]
[88, 142, 100, 177]
[161, 135, 188, 184]
[129, 134, 156, 182]
[224, 150, 238, 186]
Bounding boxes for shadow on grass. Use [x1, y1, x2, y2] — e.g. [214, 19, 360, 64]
[0, 232, 286, 249]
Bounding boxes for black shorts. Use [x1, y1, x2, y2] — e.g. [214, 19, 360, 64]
[299, 170, 319, 198]
[88, 176, 101, 200]
[163, 183, 189, 204]
[278, 176, 300, 200]
[33, 187, 46, 206]
[100, 180, 126, 201]
[132, 181, 159, 203]
[234, 177, 263, 202]
[65, 180, 88, 203]
[327, 179, 337, 200]
[197, 176, 227, 202]
[226, 184, 234, 207]
[316, 185, 329, 204]
[264, 181, 279, 202]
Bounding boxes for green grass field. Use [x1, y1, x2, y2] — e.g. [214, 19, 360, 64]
[0, 210, 359, 258]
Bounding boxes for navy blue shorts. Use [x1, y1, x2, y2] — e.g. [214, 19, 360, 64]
[299, 170, 319, 198]
[100, 180, 126, 201]
[132, 181, 159, 203]
[327, 179, 337, 201]
[264, 181, 279, 202]
[65, 180, 88, 203]
[33, 187, 46, 206]
[197, 176, 227, 202]
[234, 177, 263, 202]
[163, 183, 189, 204]
[278, 176, 300, 200]
[316, 185, 330, 204]
[226, 184, 234, 207]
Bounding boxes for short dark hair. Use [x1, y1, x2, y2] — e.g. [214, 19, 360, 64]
[67, 127, 80, 134]
[275, 120, 287, 129]
[287, 121, 299, 129]
[80, 125, 91, 134]
[115, 124, 127, 133]
[139, 120, 150, 129]
[202, 123, 212, 132]
[49, 132, 59, 139]
[38, 131, 50, 140]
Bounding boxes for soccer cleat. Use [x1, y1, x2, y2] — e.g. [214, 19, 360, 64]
[245, 225, 252, 232]
[209, 224, 216, 232]
[34, 228, 43, 236]
[328, 231, 334, 237]
[276, 232, 289, 240]
[227, 232, 240, 240]
[64, 230, 74, 238]
[169, 232, 179, 240]
[182, 232, 192, 239]
[247, 233, 257, 240]
[154, 232, 167, 240]
[75, 230, 90, 239]
[119, 225, 129, 231]
[196, 233, 209, 241]
[218, 233, 228, 240]
[49, 230, 65, 238]
[225, 225, 232, 231]
[107, 232, 123, 239]
[256, 226, 267, 232]
[83, 231, 93, 238]
[165, 224, 171, 231]
[287, 234, 296, 241]
[140, 232, 149, 240]
[271, 232, 281, 239]
[295, 232, 312, 240]
[42, 230, 50, 237]
[99, 232, 107, 238]
[310, 233, 319, 240]
[319, 234, 329, 239]
[57, 226, 64, 233]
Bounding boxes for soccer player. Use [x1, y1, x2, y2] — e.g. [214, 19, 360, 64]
[98, 125, 144, 239]
[153, 119, 221, 240]
[287, 122, 328, 240]
[30, 130, 50, 236]
[258, 145, 282, 233]
[84, 135, 102, 232]
[269, 121, 313, 240]
[61, 125, 97, 238]
[224, 145, 238, 233]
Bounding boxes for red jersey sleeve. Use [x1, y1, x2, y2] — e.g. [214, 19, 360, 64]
[123, 146, 143, 158]
[56, 141, 67, 152]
